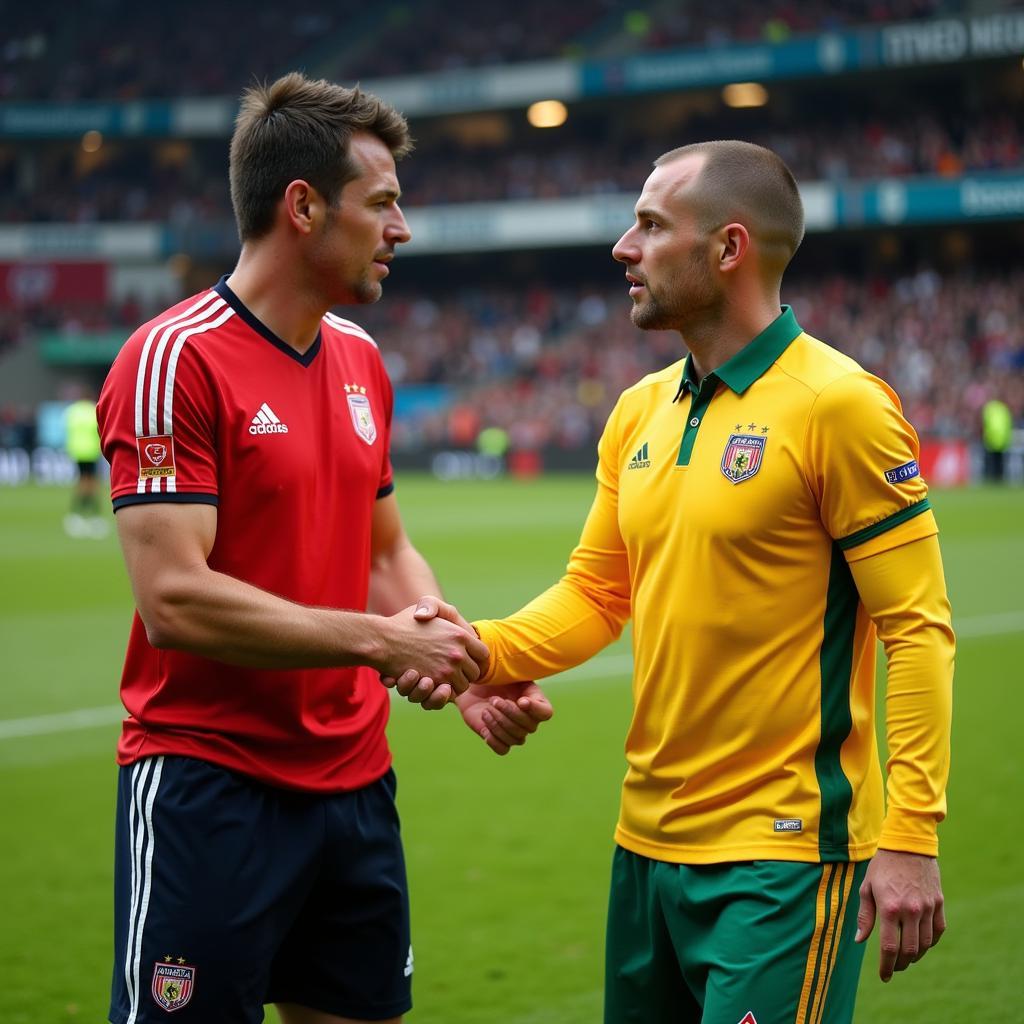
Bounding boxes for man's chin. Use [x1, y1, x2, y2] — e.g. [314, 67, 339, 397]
[352, 282, 383, 305]
[630, 303, 668, 331]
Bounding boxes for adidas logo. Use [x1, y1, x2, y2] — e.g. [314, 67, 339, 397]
[627, 442, 651, 469]
[249, 402, 289, 435]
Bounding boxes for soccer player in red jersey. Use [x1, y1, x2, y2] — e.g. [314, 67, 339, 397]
[97, 73, 549, 1024]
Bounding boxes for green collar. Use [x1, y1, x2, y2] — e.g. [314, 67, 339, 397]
[677, 305, 802, 398]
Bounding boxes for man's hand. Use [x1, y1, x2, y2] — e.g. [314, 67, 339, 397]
[375, 599, 489, 709]
[856, 849, 946, 981]
[456, 681, 553, 755]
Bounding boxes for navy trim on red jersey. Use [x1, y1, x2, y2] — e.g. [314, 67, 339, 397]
[214, 276, 322, 368]
[113, 492, 219, 511]
[376, 483, 395, 500]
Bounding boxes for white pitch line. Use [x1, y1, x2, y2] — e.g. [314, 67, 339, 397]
[954, 609, 1024, 639]
[0, 704, 124, 740]
[2, 610, 1021, 741]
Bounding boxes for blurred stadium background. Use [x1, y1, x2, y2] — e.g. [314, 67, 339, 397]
[1, 2, 1023, 1021]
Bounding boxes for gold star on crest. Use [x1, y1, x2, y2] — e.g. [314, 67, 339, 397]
[177, 957, 186, 964]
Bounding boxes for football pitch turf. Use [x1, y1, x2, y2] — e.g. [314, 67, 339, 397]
[1, 476, 1022, 1023]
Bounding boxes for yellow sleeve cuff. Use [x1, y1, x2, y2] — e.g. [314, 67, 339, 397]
[878, 812, 940, 857]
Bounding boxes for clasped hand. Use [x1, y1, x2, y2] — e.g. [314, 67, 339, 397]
[378, 596, 488, 709]
[378, 597, 554, 755]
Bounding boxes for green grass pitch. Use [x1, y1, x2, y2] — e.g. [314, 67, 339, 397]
[1, 476, 1022, 1023]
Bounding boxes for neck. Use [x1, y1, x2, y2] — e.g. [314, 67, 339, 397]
[682, 294, 782, 381]
[226, 244, 324, 355]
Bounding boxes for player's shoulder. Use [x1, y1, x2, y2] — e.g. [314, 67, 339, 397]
[600, 360, 685, 440]
[114, 287, 226, 365]
[777, 331, 895, 402]
[321, 311, 380, 351]
[620, 360, 685, 401]
[780, 332, 903, 428]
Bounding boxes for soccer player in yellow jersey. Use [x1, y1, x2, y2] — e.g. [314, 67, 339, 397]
[421, 140, 955, 1024]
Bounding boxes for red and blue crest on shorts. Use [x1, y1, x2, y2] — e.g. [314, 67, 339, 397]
[151, 961, 196, 1012]
[721, 433, 766, 484]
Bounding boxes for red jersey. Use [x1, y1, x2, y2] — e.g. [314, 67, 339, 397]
[98, 277, 396, 791]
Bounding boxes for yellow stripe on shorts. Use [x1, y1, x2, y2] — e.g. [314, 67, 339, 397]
[795, 863, 855, 1024]
[811, 863, 855, 1024]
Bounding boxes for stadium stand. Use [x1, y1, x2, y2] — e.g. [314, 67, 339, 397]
[0, 2, 1022, 482]
[2, 107, 1020, 222]
[0, 0, 962, 100]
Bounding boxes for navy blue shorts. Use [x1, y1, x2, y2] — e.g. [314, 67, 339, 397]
[109, 755, 412, 1023]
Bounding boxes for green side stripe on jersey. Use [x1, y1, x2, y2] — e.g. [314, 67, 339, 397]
[815, 544, 857, 861]
[838, 498, 931, 551]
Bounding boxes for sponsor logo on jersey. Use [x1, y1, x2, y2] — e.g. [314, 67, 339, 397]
[249, 402, 289, 435]
[737, 1013, 758, 1024]
[774, 818, 803, 832]
[404, 944, 414, 978]
[152, 959, 196, 1012]
[627, 442, 651, 469]
[721, 433, 766, 484]
[884, 459, 920, 484]
[137, 434, 176, 478]
[345, 384, 377, 445]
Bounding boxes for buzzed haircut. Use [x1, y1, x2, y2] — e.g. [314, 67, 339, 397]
[229, 72, 413, 242]
[655, 140, 805, 276]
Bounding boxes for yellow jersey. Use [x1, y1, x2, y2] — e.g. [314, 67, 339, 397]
[475, 307, 953, 865]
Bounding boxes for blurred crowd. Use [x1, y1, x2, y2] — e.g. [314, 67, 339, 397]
[352, 268, 1024, 451]
[399, 110, 1023, 206]
[1, 108, 1019, 226]
[0, 0, 961, 101]
[3, 268, 1021, 453]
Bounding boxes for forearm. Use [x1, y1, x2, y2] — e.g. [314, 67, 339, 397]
[474, 456, 631, 683]
[134, 564, 389, 670]
[475, 574, 629, 684]
[849, 535, 955, 854]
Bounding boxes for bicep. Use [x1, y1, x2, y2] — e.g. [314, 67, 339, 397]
[847, 534, 953, 639]
[565, 476, 630, 604]
[115, 502, 218, 608]
[370, 491, 408, 563]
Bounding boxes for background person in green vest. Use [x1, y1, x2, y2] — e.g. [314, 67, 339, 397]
[981, 396, 1013, 483]
[64, 386, 108, 538]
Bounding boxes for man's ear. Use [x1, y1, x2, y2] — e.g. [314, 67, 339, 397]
[718, 222, 750, 273]
[283, 179, 317, 234]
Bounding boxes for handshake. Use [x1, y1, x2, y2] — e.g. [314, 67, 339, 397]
[375, 595, 552, 755]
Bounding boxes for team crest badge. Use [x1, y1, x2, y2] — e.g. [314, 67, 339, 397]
[136, 434, 176, 479]
[721, 433, 766, 484]
[151, 960, 196, 1012]
[347, 393, 377, 445]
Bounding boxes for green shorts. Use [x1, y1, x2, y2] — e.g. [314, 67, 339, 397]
[605, 847, 868, 1024]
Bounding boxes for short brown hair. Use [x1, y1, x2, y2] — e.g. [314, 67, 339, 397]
[229, 72, 413, 242]
[655, 140, 805, 277]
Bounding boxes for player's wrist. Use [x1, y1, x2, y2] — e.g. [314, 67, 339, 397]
[333, 610, 389, 670]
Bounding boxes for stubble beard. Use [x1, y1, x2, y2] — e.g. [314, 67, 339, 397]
[629, 247, 719, 332]
[352, 273, 382, 305]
